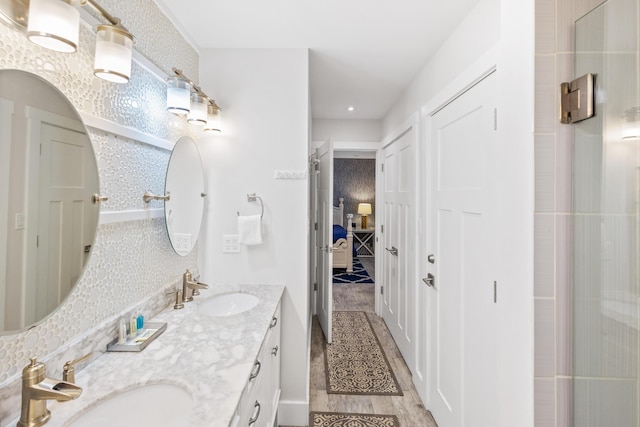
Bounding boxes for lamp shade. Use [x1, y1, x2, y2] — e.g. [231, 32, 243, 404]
[27, 0, 80, 53]
[204, 105, 221, 133]
[166, 76, 191, 115]
[187, 93, 207, 125]
[93, 25, 134, 84]
[358, 203, 372, 215]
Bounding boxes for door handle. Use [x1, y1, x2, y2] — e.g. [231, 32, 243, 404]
[422, 273, 435, 287]
[385, 246, 398, 256]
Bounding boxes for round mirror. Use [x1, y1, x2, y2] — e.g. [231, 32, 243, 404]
[0, 70, 100, 334]
[164, 136, 205, 256]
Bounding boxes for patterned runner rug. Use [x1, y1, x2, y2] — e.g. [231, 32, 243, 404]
[333, 258, 374, 284]
[324, 311, 403, 395]
[310, 411, 400, 427]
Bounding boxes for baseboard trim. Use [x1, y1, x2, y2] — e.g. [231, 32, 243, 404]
[278, 399, 309, 426]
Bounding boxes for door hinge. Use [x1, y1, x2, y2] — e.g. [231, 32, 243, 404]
[494, 280, 497, 303]
[561, 73, 595, 124]
[493, 108, 498, 130]
[314, 282, 318, 291]
[314, 222, 318, 231]
[380, 225, 384, 233]
[36, 235, 39, 247]
[380, 286, 384, 295]
[381, 164, 384, 172]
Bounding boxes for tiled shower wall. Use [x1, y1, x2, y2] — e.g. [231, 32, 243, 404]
[0, 1, 202, 422]
[534, 0, 606, 425]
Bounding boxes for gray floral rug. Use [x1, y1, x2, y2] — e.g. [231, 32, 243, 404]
[324, 311, 403, 395]
[310, 411, 400, 427]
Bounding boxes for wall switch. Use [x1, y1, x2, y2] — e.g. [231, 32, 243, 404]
[223, 235, 240, 253]
[173, 233, 191, 252]
[15, 213, 25, 230]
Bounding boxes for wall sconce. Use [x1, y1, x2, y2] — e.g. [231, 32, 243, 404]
[27, 0, 79, 53]
[94, 24, 134, 83]
[166, 76, 191, 115]
[204, 105, 222, 133]
[358, 203, 372, 229]
[167, 68, 222, 131]
[187, 92, 207, 125]
[1, 0, 135, 83]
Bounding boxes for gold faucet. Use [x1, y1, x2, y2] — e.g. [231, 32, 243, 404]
[18, 357, 82, 427]
[182, 269, 208, 302]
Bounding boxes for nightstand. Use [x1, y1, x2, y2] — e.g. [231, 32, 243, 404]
[353, 228, 375, 257]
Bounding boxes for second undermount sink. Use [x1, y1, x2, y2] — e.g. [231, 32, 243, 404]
[199, 292, 259, 316]
[65, 383, 192, 427]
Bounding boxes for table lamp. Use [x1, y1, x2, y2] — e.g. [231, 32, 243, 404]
[357, 203, 372, 229]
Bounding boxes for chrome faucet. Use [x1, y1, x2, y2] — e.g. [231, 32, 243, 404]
[182, 269, 208, 302]
[18, 357, 82, 427]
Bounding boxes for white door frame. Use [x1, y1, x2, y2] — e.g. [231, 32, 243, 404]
[0, 98, 14, 331]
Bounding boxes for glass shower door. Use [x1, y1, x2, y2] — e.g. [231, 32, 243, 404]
[574, 0, 640, 425]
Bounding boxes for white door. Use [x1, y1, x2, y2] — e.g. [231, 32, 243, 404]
[35, 123, 97, 321]
[380, 127, 416, 370]
[428, 72, 498, 427]
[316, 139, 334, 343]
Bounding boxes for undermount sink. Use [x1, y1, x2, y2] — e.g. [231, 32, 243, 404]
[199, 292, 259, 316]
[65, 383, 192, 427]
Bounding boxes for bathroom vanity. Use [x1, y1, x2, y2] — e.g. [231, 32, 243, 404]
[37, 283, 283, 427]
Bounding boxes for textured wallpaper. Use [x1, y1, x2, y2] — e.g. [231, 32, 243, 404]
[0, 0, 200, 413]
[334, 159, 376, 227]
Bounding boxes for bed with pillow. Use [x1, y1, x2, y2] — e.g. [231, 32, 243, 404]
[332, 198, 353, 272]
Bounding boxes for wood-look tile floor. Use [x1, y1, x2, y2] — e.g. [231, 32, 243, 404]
[281, 258, 438, 426]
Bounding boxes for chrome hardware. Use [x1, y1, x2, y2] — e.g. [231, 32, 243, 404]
[385, 246, 398, 256]
[18, 357, 83, 427]
[62, 352, 92, 384]
[427, 254, 435, 264]
[561, 73, 595, 124]
[181, 270, 208, 302]
[422, 273, 435, 288]
[271, 345, 279, 356]
[248, 401, 261, 425]
[321, 245, 332, 253]
[143, 190, 170, 203]
[270, 317, 278, 329]
[247, 193, 264, 219]
[249, 361, 261, 380]
[91, 194, 108, 204]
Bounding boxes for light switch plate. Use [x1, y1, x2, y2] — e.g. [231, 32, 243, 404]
[223, 235, 240, 253]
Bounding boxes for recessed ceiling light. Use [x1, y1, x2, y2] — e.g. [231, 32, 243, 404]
[347, 106, 355, 112]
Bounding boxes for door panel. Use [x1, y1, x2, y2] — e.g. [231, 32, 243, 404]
[429, 71, 498, 427]
[381, 127, 416, 371]
[316, 139, 333, 343]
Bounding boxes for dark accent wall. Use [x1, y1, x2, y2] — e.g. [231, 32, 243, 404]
[334, 158, 376, 228]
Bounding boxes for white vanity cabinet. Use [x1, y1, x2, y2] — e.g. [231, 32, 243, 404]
[231, 303, 281, 427]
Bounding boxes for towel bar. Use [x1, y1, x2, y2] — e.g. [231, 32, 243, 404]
[237, 193, 264, 219]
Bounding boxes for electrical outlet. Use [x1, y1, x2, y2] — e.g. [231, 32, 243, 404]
[223, 235, 240, 253]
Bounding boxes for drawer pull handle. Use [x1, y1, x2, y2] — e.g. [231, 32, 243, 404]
[249, 360, 261, 380]
[248, 401, 261, 425]
[270, 317, 278, 328]
[271, 345, 279, 356]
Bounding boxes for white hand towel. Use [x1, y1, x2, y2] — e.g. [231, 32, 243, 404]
[238, 214, 263, 245]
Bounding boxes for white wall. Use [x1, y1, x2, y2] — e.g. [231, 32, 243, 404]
[197, 48, 310, 425]
[383, 0, 501, 135]
[381, 0, 535, 426]
[312, 118, 381, 143]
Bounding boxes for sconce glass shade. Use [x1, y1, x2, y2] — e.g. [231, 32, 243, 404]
[204, 105, 222, 133]
[93, 25, 134, 84]
[187, 93, 207, 126]
[166, 76, 191, 115]
[357, 203, 372, 215]
[27, 0, 80, 53]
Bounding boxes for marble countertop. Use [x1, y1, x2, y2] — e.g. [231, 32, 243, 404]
[42, 283, 284, 427]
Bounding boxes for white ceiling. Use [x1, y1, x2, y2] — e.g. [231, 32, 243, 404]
[153, 0, 480, 120]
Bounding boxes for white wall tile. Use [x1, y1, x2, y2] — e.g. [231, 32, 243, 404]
[535, 298, 556, 377]
[535, 134, 556, 212]
[555, 215, 573, 376]
[536, 0, 557, 53]
[535, 214, 555, 298]
[535, 377, 557, 427]
[535, 55, 557, 133]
